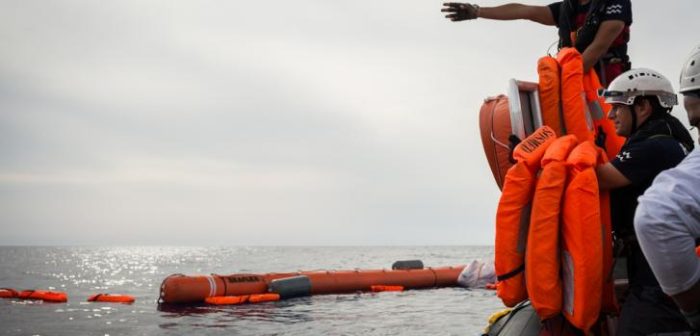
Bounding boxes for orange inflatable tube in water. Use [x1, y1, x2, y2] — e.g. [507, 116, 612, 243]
[495, 126, 556, 307]
[18, 290, 68, 303]
[526, 135, 578, 319]
[159, 265, 463, 304]
[561, 141, 603, 332]
[87, 294, 135, 304]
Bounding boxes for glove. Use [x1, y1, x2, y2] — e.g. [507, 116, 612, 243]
[442, 2, 480, 21]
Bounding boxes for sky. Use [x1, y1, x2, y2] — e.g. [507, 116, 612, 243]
[1, 1, 698, 246]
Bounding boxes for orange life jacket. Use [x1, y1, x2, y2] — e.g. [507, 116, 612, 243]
[557, 48, 594, 144]
[526, 135, 578, 319]
[538, 56, 565, 137]
[495, 126, 556, 307]
[561, 141, 603, 332]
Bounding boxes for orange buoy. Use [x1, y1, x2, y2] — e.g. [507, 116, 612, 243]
[87, 294, 135, 304]
[18, 290, 68, 303]
[370, 285, 404, 292]
[0, 288, 18, 298]
[159, 265, 464, 304]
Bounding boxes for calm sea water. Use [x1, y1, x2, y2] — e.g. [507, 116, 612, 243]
[0, 246, 503, 335]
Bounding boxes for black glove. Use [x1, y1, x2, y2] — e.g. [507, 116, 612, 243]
[442, 2, 480, 21]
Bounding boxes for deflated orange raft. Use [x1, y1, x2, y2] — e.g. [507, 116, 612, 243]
[159, 264, 464, 304]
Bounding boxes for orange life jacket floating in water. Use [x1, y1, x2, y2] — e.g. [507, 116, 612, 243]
[87, 293, 135, 304]
[0, 288, 18, 298]
[18, 290, 68, 303]
[561, 141, 603, 333]
[495, 126, 556, 307]
[526, 134, 578, 319]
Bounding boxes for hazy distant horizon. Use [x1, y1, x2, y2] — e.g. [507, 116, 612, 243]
[2, 0, 698, 246]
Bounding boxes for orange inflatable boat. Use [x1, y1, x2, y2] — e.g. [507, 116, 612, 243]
[159, 262, 464, 304]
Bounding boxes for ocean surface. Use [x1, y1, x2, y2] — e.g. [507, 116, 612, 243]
[0, 246, 503, 336]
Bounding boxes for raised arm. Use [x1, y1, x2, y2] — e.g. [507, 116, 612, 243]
[581, 20, 626, 72]
[442, 2, 556, 25]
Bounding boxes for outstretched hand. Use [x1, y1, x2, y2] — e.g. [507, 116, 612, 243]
[441, 3, 480, 21]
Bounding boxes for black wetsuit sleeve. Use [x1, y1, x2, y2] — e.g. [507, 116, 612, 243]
[610, 141, 657, 186]
[548, 2, 563, 27]
[600, 0, 632, 25]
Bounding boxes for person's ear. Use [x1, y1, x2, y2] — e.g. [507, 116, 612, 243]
[635, 98, 653, 122]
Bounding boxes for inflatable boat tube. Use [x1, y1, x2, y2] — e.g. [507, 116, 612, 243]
[159, 265, 464, 304]
[484, 300, 541, 336]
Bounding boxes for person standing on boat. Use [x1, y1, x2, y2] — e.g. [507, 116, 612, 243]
[441, 0, 631, 86]
[634, 45, 700, 332]
[595, 68, 695, 334]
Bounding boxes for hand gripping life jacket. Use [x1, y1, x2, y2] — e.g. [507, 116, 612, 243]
[557, 48, 595, 144]
[526, 135, 578, 320]
[495, 126, 556, 307]
[561, 141, 603, 332]
[538, 56, 565, 137]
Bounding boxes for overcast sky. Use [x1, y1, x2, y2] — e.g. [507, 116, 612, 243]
[1, 1, 698, 246]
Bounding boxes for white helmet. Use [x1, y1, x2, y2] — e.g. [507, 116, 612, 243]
[599, 68, 678, 108]
[679, 45, 700, 94]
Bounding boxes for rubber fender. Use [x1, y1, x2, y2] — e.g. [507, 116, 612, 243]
[484, 300, 541, 336]
[392, 260, 424, 270]
[269, 275, 311, 299]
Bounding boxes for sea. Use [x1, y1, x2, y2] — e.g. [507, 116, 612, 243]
[0, 246, 503, 336]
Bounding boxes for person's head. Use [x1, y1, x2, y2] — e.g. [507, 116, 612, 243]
[600, 68, 678, 137]
[679, 45, 700, 143]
